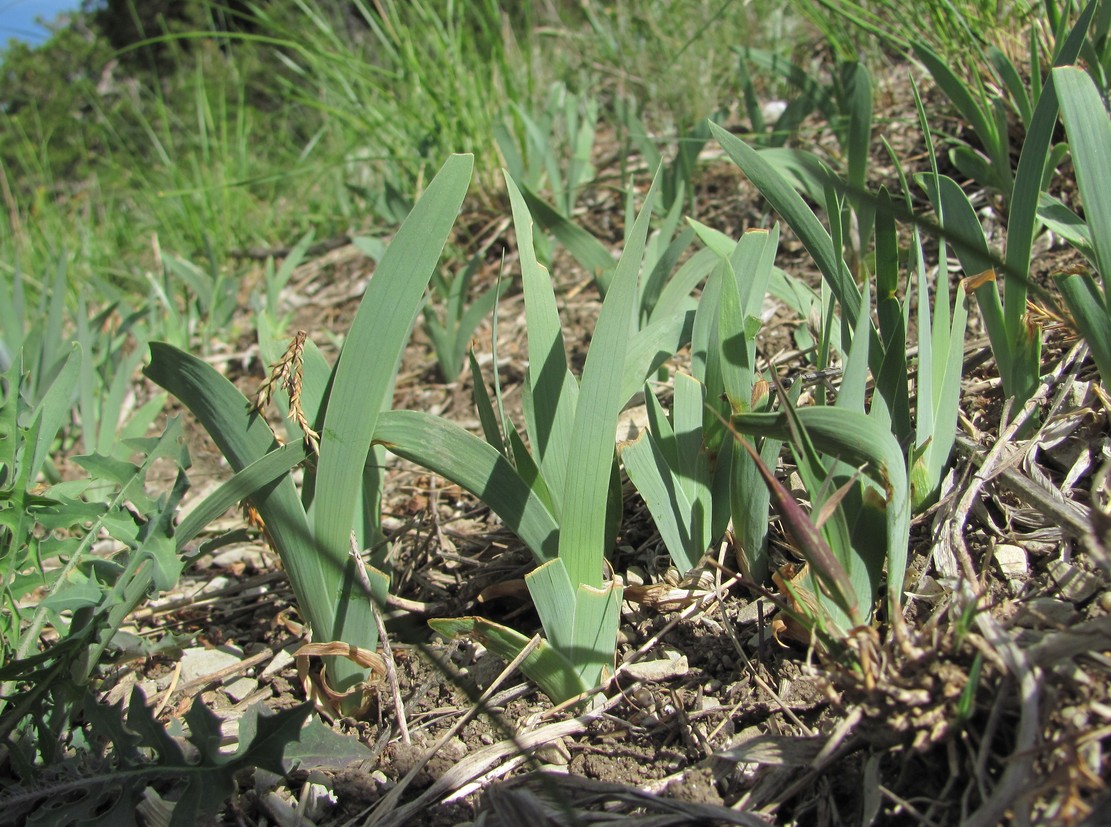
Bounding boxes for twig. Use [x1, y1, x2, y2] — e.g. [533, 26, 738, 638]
[362, 635, 543, 826]
[953, 434, 1091, 540]
[760, 707, 863, 814]
[174, 646, 276, 701]
[964, 603, 1042, 827]
[932, 341, 1087, 591]
[153, 660, 183, 718]
[712, 584, 817, 738]
[384, 593, 447, 615]
[372, 599, 410, 745]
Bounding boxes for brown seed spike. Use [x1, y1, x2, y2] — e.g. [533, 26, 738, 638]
[253, 331, 321, 454]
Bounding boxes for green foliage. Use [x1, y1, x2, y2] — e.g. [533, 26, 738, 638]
[0, 25, 115, 185]
[145, 154, 473, 709]
[0, 690, 311, 827]
[9, 0, 1111, 792]
[422, 255, 507, 383]
[792, 0, 1037, 64]
[245, 0, 534, 193]
[913, 2, 1095, 415]
[732, 384, 911, 637]
[621, 225, 783, 582]
[552, 0, 770, 129]
[622, 373, 721, 576]
[705, 65, 934, 632]
[1053, 66, 1111, 389]
[0, 410, 189, 687]
[0, 279, 185, 675]
[380, 170, 706, 703]
[497, 82, 599, 221]
[0, 354, 195, 815]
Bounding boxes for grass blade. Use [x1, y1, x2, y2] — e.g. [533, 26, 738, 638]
[560, 172, 660, 589]
[1054, 66, 1111, 296]
[374, 410, 559, 564]
[506, 172, 579, 520]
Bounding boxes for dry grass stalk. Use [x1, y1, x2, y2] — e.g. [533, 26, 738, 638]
[254, 329, 321, 453]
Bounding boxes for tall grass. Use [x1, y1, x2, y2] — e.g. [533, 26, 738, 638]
[0, 0, 812, 289]
[791, 0, 1036, 62]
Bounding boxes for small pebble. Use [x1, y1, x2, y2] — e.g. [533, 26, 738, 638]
[993, 543, 1028, 579]
[223, 677, 259, 703]
[261, 647, 296, 679]
[179, 646, 243, 685]
[196, 575, 231, 595]
[623, 655, 689, 682]
[535, 738, 570, 766]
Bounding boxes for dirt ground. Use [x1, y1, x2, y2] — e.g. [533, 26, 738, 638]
[102, 69, 1111, 827]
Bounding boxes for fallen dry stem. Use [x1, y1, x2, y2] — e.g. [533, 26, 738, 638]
[372, 598, 410, 745]
[934, 341, 1087, 591]
[361, 634, 542, 825]
[953, 433, 1090, 538]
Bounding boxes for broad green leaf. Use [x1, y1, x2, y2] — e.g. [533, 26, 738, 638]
[520, 186, 616, 291]
[619, 307, 697, 407]
[313, 156, 472, 684]
[39, 579, 103, 613]
[844, 61, 875, 252]
[640, 220, 692, 321]
[650, 247, 718, 324]
[528, 558, 622, 690]
[1037, 194, 1094, 261]
[838, 274, 873, 414]
[468, 351, 506, 455]
[29, 345, 81, 482]
[912, 41, 1000, 179]
[374, 410, 559, 563]
[919, 174, 1010, 387]
[560, 172, 660, 589]
[283, 714, 374, 772]
[1055, 66, 1111, 297]
[872, 190, 910, 443]
[145, 344, 341, 667]
[734, 405, 910, 609]
[1057, 273, 1111, 389]
[506, 172, 578, 519]
[729, 431, 778, 585]
[525, 557, 579, 656]
[720, 229, 776, 414]
[621, 427, 702, 574]
[688, 218, 736, 259]
[731, 433, 857, 623]
[429, 616, 587, 704]
[176, 441, 308, 548]
[642, 382, 679, 469]
[709, 123, 880, 367]
[672, 372, 712, 511]
[989, 46, 1031, 127]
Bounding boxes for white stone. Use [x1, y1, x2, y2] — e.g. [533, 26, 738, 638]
[261, 647, 296, 678]
[179, 646, 243, 685]
[223, 677, 259, 703]
[993, 544, 1028, 580]
[623, 654, 689, 682]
